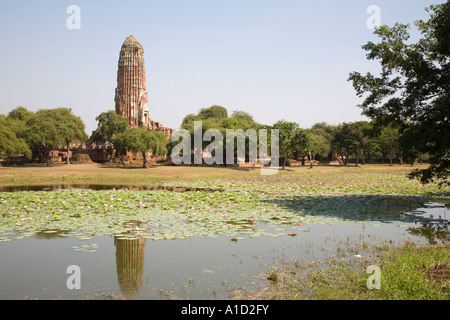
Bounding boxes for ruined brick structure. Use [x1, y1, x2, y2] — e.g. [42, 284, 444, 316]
[114, 35, 173, 139]
[82, 35, 173, 163]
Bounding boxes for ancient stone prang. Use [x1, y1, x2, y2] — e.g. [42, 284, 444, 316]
[114, 35, 173, 139]
[115, 35, 149, 127]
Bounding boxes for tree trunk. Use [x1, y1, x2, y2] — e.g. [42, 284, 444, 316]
[142, 152, 147, 168]
[67, 143, 70, 165]
[282, 154, 287, 170]
[389, 156, 393, 166]
[355, 155, 359, 167]
[309, 151, 313, 169]
[343, 156, 348, 166]
[46, 152, 51, 167]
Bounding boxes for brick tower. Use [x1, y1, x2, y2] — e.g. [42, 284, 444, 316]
[114, 35, 150, 127]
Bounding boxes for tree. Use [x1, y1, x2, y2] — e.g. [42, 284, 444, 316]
[21, 108, 87, 166]
[24, 109, 65, 166]
[53, 108, 88, 164]
[0, 107, 33, 163]
[357, 121, 377, 165]
[230, 110, 258, 126]
[7, 106, 34, 122]
[113, 127, 167, 168]
[374, 122, 401, 165]
[308, 132, 329, 163]
[0, 120, 31, 161]
[4, 106, 34, 140]
[399, 124, 422, 167]
[332, 123, 351, 166]
[348, 2, 450, 185]
[332, 122, 371, 166]
[272, 120, 299, 170]
[179, 105, 261, 164]
[181, 114, 196, 128]
[290, 128, 311, 167]
[92, 111, 129, 144]
[197, 105, 228, 120]
[307, 122, 335, 161]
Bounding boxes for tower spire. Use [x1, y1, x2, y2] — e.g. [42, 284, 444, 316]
[114, 35, 150, 127]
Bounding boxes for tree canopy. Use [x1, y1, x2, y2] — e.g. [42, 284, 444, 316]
[290, 128, 311, 167]
[0, 107, 33, 160]
[113, 127, 168, 168]
[272, 120, 299, 169]
[0, 120, 31, 160]
[24, 108, 87, 166]
[374, 122, 401, 165]
[92, 110, 129, 144]
[178, 105, 261, 164]
[54, 108, 88, 164]
[348, 2, 450, 184]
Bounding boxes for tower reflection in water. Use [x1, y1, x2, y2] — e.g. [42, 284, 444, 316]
[114, 220, 147, 298]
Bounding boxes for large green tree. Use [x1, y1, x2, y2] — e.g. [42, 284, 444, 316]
[113, 127, 167, 168]
[332, 121, 372, 166]
[4, 106, 34, 140]
[179, 105, 261, 164]
[0, 107, 33, 162]
[197, 105, 228, 120]
[374, 122, 401, 166]
[24, 108, 87, 166]
[54, 108, 88, 164]
[272, 120, 299, 170]
[348, 2, 450, 184]
[306, 122, 336, 161]
[92, 111, 129, 144]
[290, 128, 311, 167]
[399, 124, 422, 167]
[0, 120, 31, 161]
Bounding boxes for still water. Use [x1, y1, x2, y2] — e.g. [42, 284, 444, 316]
[0, 186, 448, 300]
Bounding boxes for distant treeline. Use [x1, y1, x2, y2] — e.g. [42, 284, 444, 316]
[0, 105, 427, 170]
[174, 105, 426, 169]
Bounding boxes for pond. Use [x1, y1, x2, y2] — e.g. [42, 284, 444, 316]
[0, 185, 448, 300]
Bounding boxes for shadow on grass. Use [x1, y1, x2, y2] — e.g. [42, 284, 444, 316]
[261, 194, 450, 225]
[261, 194, 449, 245]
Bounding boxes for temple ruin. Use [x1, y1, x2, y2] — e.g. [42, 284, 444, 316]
[82, 35, 173, 163]
[114, 35, 173, 139]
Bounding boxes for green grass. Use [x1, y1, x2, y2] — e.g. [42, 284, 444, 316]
[0, 163, 263, 185]
[372, 244, 449, 299]
[235, 243, 450, 300]
[0, 162, 439, 186]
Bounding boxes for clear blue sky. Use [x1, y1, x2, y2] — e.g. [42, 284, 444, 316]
[0, 0, 444, 134]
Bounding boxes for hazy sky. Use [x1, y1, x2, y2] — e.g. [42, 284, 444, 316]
[0, 0, 443, 134]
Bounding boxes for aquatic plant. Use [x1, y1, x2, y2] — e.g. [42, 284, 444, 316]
[0, 170, 448, 243]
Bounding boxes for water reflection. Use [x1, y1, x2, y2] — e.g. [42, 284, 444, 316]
[407, 202, 449, 244]
[34, 229, 71, 239]
[0, 184, 223, 193]
[408, 226, 450, 245]
[114, 221, 147, 298]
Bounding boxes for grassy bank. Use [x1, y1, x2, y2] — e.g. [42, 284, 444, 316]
[234, 242, 450, 300]
[0, 163, 263, 185]
[0, 162, 441, 187]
